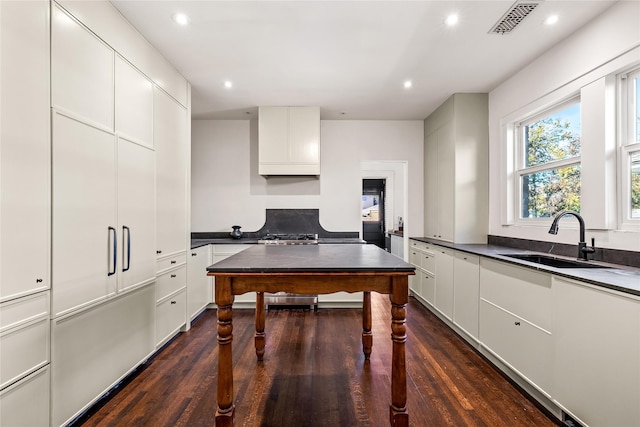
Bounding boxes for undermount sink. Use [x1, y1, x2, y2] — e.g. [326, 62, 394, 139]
[500, 253, 611, 269]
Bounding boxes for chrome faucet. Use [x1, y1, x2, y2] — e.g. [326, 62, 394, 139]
[548, 210, 595, 261]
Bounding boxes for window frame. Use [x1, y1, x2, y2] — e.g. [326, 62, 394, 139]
[619, 66, 640, 229]
[514, 97, 582, 225]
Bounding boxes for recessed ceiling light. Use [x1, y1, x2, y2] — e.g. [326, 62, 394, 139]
[403, 80, 413, 89]
[445, 14, 459, 26]
[545, 15, 559, 25]
[172, 13, 189, 26]
[223, 80, 233, 89]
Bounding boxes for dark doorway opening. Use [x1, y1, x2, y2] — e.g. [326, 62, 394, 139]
[362, 179, 385, 249]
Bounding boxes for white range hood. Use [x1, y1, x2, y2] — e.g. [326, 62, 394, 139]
[258, 106, 320, 176]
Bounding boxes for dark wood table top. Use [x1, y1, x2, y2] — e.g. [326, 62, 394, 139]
[206, 244, 415, 274]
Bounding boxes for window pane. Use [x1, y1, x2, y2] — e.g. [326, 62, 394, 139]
[632, 151, 640, 219]
[521, 165, 581, 218]
[524, 103, 581, 167]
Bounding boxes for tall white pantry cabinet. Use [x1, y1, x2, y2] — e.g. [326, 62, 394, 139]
[0, 2, 191, 426]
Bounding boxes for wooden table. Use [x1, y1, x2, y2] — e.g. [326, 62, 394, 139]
[207, 244, 415, 426]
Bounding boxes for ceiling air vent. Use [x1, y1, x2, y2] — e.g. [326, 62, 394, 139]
[489, 1, 541, 34]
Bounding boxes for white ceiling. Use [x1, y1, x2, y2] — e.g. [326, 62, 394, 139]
[111, 0, 616, 120]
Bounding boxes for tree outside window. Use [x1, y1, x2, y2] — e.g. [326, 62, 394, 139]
[519, 102, 581, 219]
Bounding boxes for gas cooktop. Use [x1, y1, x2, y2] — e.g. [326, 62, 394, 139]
[257, 233, 318, 245]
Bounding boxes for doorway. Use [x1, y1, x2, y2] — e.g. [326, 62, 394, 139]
[362, 179, 385, 249]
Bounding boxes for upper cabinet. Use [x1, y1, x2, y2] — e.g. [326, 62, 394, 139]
[155, 88, 188, 257]
[259, 106, 320, 176]
[0, 0, 51, 302]
[51, 4, 114, 129]
[424, 93, 488, 243]
[115, 56, 154, 147]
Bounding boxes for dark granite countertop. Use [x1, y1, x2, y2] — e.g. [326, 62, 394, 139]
[206, 244, 414, 273]
[409, 237, 640, 297]
[191, 237, 365, 249]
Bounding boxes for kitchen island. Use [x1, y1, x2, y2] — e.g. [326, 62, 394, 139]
[207, 244, 415, 426]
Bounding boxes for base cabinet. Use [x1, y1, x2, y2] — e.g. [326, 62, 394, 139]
[212, 245, 252, 307]
[51, 285, 155, 426]
[452, 253, 479, 340]
[553, 277, 640, 427]
[434, 247, 454, 320]
[156, 261, 186, 348]
[0, 365, 50, 427]
[187, 245, 212, 322]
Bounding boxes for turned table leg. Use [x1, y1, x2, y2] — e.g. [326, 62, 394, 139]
[389, 276, 409, 427]
[215, 277, 235, 426]
[362, 291, 373, 360]
[255, 292, 265, 361]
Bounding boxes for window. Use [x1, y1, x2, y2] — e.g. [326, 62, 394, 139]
[622, 67, 640, 222]
[516, 99, 581, 219]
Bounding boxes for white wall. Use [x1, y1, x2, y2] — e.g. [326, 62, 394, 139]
[488, 1, 640, 251]
[191, 119, 423, 236]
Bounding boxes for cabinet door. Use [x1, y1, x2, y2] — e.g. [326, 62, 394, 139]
[51, 4, 114, 129]
[453, 252, 479, 340]
[118, 138, 156, 292]
[288, 107, 320, 164]
[258, 106, 289, 164]
[154, 88, 187, 256]
[424, 131, 438, 239]
[0, 0, 50, 302]
[436, 121, 455, 242]
[52, 112, 117, 316]
[0, 365, 50, 427]
[115, 56, 153, 147]
[434, 248, 454, 319]
[187, 246, 212, 320]
[553, 278, 640, 427]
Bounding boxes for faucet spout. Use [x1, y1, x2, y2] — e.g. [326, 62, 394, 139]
[548, 210, 592, 260]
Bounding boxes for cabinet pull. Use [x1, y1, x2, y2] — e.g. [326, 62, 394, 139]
[108, 226, 117, 276]
[157, 250, 162, 254]
[171, 260, 177, 264]
[122, 226, 131, 272]
[170, 301, 177, 305]
[171, 274, 177, 278]
[36, 278, 43, 283]
[514, 321, 521, 326]
[192, 253, 197, 256]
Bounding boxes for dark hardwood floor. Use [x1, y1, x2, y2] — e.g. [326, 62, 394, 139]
[77, 294, 560, 426]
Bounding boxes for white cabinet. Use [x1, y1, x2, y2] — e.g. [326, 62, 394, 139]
[434, 247, 454, 320]
[51, 285, 155, 426]
[211, 245, 253, 307]
[452, 252, 479, 340]
[424, 93, 488, 243]
[156, 257, 187, 347]
[259, 106, 320, 175]
[0, 0, 50, 302]
[0, 365, 50, 427]
[390, 234, 404, 259]
[155, 87, 188, 257]
[553, 277, 640, 427]
[187, 245, 212, 322]
[407, 239, 435, 306]
[115, 55, 154, 147]
[52, 112, 156, 316]
[51, 4, 114, 129]
[52, 112, 117, 316]
[479, 259, 553, 395]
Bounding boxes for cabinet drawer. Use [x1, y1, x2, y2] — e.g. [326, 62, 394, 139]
[479, 300, 553, 394]
[0, 292, 49, 333]
[0, 365, 50, 427]
[480, 258, 552, 331]
[0, 318, 49, 389]
[420, 252, 436, 274]
[156, 289, 186, 346]
[156, 266, 186, 302]
[156, 253, 186, 273]
[211, 244, 250, 255]
[409, 249, 421, 266]
[409, 240, 432, 252]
